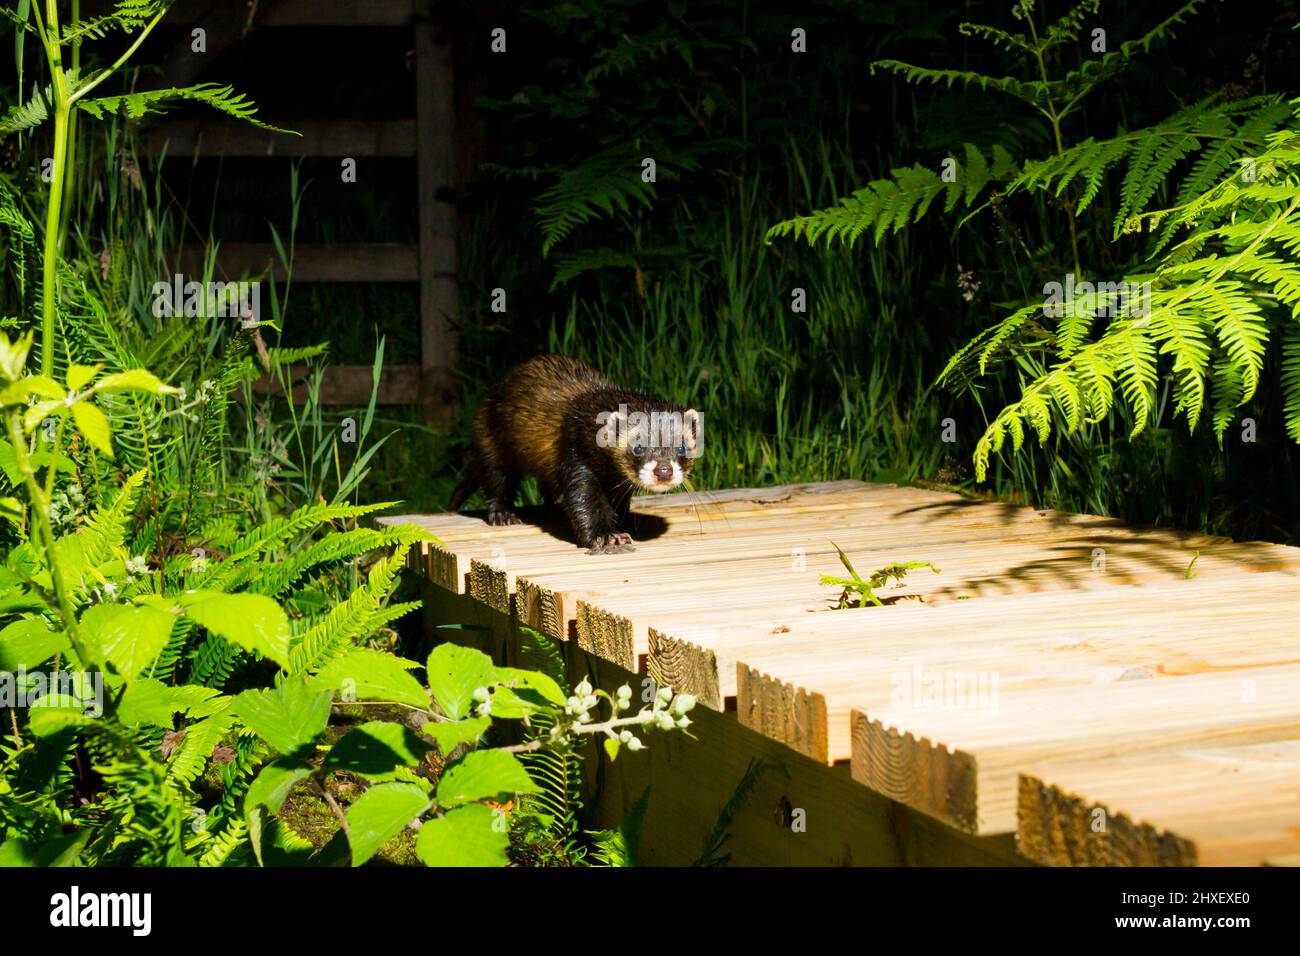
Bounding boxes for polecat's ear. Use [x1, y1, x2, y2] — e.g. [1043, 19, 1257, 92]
[682, 408, 703, 457]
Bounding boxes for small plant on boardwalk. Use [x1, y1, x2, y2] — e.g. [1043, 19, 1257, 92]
[821, 543, 939, 609]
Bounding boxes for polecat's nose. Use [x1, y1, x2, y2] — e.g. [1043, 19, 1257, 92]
[653, 462, 674, 482]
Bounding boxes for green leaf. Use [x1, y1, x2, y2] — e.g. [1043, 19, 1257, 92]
[27, 695, 93, 736]
[0, 497, 23, 528]
[312, 647, 428, 709]
[415, 804, 509, 867]
[244, 759, 314, 867]
[232, 679, 332, 755]
[93, 369, 180, 395]
[435, 749, 539, 810]
[70, 401, 113, 458]
[0, 617, 70, 670]
[426, 643, 495, 719]
[119, 678, 223, 727]
[345, 781, 430, 866]
[0, 439, 20, 484]
[65, 364, 101, 391]
[423, 715, 489, 755]
[325, 721, 432, 779]
[80, 603, 174, 680]
[604, 738, 620, 762]
[493, 666, 565, 706]
[180, 590, 290, 667]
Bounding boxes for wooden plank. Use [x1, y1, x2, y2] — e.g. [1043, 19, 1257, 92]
[140, 119, 417, 158]
[414, 0, 460, 419]
[464, 497, 1148, 628]
[849, 664, 1300, 836]
[732, 574, 1300, 762]
[568, 535, 1299, 670]
[380, 480, 890, 592]
[1017, 739, 1300, 866]
[180, 243, 418, 282]
[250, 363, 420, 405]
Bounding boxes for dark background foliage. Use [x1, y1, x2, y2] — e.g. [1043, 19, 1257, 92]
[10, 0, 1300, 538]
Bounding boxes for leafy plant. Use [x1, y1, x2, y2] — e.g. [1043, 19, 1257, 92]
[243, 642, 696, 867]
[821, 543, 940, 608]
[3, 0, 290, 377]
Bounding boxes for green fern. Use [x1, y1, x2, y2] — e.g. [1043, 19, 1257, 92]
[513, 627, 587, 863]
[766, 144, 1018, 247]
[768, 0, 1208, 250]
[535, 146, 659, 257]
[0, 87, 50, 135]
[60, 1, 168, 43]
[77, 83, 295, 134]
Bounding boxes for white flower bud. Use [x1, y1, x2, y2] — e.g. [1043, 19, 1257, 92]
[626, 737, 644, 751]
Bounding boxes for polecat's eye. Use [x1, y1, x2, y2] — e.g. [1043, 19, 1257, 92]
[632, 444, 645, 456]
[677, 443, 686, 455]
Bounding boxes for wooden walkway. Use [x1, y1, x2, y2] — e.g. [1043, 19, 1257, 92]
[383, 480, 1300, 866]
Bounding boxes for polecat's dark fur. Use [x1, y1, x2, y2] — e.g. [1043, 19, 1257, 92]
[449, 354, 699, 552]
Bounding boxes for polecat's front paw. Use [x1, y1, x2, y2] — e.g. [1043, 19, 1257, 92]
[586, 531, 634, 554]
[487, 510, 522, 526]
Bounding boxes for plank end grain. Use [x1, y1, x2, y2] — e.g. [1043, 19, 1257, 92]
[738, 664, 830, 764]
[647, 628, 722, 711]
[851, 708, 981, 834]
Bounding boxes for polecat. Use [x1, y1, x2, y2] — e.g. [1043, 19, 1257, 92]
[449, 354, 701, 552]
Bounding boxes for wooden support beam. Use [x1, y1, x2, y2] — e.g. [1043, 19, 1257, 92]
[181, 242, 418, 282]
[250, 363, 421, 405]
[159, 0, 256, 86]
[414, 1, 460, 420]
[140, 119, 418, 158]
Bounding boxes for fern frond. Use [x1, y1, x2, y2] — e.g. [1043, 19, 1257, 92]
[77, 83, 294, 134]
[80, 470, 147, 566]
[535, 146, 657, 256]
[0, 87, 50, 135]
[767, 145, 1014, 249]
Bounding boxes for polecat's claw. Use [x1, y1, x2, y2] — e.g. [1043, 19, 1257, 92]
[587, 532, 635, 553]
[488, 510, 522, 526]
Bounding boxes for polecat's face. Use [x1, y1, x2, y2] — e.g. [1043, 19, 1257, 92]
[604, 407, 702, 493]
[624, 439, 695, 493]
